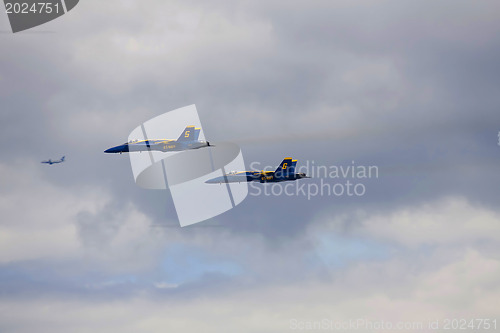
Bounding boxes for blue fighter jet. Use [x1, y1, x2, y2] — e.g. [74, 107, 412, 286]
[41, 156, 65, 165]
[206, 157, 310, 184]
[104, 126, 210, 154]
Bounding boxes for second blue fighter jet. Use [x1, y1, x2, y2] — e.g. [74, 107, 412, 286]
[206, 158, 310, 184]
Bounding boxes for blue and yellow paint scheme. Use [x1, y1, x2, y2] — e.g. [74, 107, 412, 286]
[104, 126, 210, 154]
[205, 158, 310, 184]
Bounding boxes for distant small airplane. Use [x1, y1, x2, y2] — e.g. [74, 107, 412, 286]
[206, 157, 310, 184]
[104, 126, 210, 154]
[41, 156, 65, 165]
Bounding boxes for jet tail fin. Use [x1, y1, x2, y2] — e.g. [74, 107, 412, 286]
[274, 157, 293, 179]
[61, 156, 65, 162]
[177, 126, 197, 141]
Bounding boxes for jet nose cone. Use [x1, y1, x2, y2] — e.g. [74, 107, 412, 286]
[205, 177, 222, 184]
[104, 144, 128, 153]
[104, 147, 120, 153]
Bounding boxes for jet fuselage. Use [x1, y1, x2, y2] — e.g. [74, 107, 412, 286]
[104, 139, 209, 153]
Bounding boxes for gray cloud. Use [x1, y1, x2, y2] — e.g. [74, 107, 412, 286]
[1, 0, 500, 331]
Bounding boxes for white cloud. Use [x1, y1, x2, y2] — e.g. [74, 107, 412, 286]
[1, 158, 500, 332]
[415, 248, 500, 313]
[0, 159, 164, 273]
[312, 197, 500, 248]
[0, 160, 106, 262]
[0, 247, 498, 333]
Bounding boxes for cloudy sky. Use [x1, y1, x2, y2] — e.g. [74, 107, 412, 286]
[1, 1, 500, 332]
